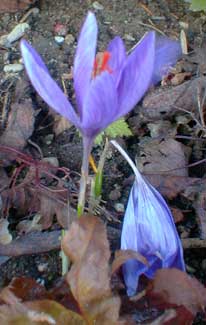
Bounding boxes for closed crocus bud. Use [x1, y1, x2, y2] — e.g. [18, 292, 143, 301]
[111, 140, 185, 297]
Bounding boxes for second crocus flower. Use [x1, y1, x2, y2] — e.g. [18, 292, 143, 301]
[111, 140, 185, 297]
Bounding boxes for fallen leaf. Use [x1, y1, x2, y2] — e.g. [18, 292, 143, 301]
[170, 72, 191, 86]
[145, 174, 200, 200]
[0, 288, 85, 325]
[0, 0, 34, 13]
[170, 207, 184, 223]
[112, 249, 148, 274]
[151, 268, 206, 315]
[53, 115, 72, 136]
[8, 277, 50, 301]
[62, 215, 120, 324]
[17, 214, 43, 234]
[188, 44, 206, 74]
[0, 219, 12, 245]
[0, 100, 35, 150]
[137, 138, 190, 177]
[0, 230, 61, 256]
[142, 77, 206, 119]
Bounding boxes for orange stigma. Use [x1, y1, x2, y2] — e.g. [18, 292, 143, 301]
[93, 51, 112, 78]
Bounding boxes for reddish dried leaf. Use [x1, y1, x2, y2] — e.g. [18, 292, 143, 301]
[0, 100, 34, 150]
[62, 215, 120, 324]
[0, 230, 61, 256]
[152, 268, 206, 315]
[0, 293, 85, 324]
[26, 300, 85, 324]
[112, 249, 148, 274]
[8, 277, 50, 302]
[0, 0, 34, 13]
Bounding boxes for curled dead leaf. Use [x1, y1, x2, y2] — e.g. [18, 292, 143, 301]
[151, 268, 206, 316]
[62, 215, 120, 324]
[112, 249, 148, 274]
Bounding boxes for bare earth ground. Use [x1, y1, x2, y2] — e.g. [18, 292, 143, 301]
[0, 0, 206, 323]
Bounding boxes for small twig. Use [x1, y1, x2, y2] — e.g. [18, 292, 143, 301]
[27, 139, 43, 159]
[182, 238, 206, 249]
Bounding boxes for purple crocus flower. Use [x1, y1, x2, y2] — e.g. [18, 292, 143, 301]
[111, 141, 185, 297]
[20, 12, 181, 144]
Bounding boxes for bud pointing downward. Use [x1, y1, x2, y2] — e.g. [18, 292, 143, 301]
[111, 140, 185, 297]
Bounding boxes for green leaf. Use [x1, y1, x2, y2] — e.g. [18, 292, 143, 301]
[94, 118, 132, 145]
[185, 0, 206, 11]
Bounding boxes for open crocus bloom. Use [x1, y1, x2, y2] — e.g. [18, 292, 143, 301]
[20, 11, 181, 144]
[111, 141, 185, 297]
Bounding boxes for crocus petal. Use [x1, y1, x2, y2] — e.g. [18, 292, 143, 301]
[73, 12, 97, 118]
[82, 72, 118, 137]
[152, 36, 182, 84]
[117, 31, 155, 117]
[107, 36, 126, 85]
[121, 177, 185, 296]
[20, 40, 79, 127]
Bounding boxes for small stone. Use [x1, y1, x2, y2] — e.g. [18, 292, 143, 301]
[43, 157, 59, 167]
[54, 36, 64, 45]
[54, 23, 67, 36]
[7, 23, 30, 44]
[92, 1, 104, 10]
[4, 63, 24, 73]
[37, 263, 48, 273]
[109, 189, 121, 201]
[124, 34, 135, 42]
[44, 134, 54, 145]
[114, 203, 124, 213]
[65, 34, 75, 46]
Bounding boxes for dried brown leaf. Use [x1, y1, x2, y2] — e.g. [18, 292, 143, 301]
[8, 277, 50, 302]
[62, 215, 120, 325]
[146, 174, 200, 200]
[142, 77, 206, 119]
[0, 230, 60, 256]
[17, 214, 43, 234]
[112, 249, 148, 274]
[53, 115, 72, 136]
[0, 296, 85, 324]
[152, 268, 206, 315]
[0, 100, 35, 150]
[137, 138, 190, 177]
[0, 0, 34, 13]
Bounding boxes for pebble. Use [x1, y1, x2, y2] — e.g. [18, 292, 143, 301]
[54, 23, 67, 36]
[92, 1, 104, 10]
[4, 63, 24, 73]
[114, 203, 125, 213]
[124, 34, 135, 42]
[0, 23, 30, 47]
[54, 35, 65, 45]
[7, 23, 30, 44]
[44, 134, 54, 145]
[37, 263, 48, 273]
[109, 189, 121, 201]
[43, 157, 59, 168]
[65, 33, 75, 46]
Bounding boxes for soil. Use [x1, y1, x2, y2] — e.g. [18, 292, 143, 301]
[0, 0, 206, 324]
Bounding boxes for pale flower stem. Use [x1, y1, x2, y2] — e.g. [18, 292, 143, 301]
[77, 136, 93, 217]
[110, 140, 141, 180]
